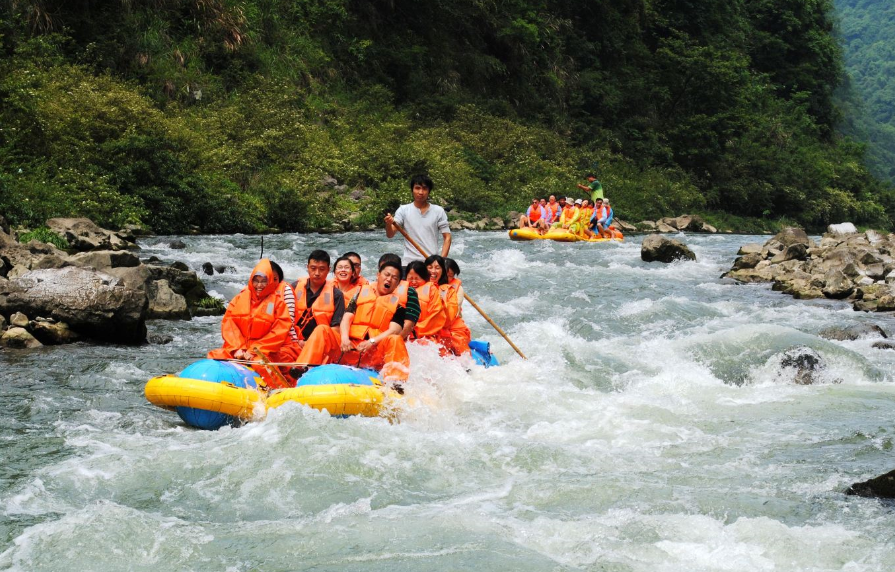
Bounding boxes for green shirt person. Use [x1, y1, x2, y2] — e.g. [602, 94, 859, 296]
[577, 175, 603, 202]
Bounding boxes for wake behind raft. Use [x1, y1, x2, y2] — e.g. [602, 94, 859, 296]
[144, 340, 498, 430]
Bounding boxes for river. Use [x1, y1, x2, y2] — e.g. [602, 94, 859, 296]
[2, 231, 895, 571]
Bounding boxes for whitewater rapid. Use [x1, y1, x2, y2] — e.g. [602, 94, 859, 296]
[2, 231, 895, 571]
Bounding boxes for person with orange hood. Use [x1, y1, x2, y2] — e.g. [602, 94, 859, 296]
[294, 259, 410, 382]
[208, 259, 298, 386]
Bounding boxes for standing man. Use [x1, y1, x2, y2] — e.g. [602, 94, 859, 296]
[577, 175, 604, 203]
[384, 174, 451, 273]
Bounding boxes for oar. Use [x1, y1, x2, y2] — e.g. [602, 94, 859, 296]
[252, 346, 292, 389]
[389, 221, 528, 359]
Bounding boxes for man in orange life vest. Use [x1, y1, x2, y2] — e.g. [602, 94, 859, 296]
[295, 259, 410, 382]
[292, 249, 346, 348]
[519, 198, 549, 234]
[208, 259, 298, 366]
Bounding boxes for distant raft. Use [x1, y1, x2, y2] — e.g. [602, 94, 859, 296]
[508, 228, 623, 242]
[145, 341, 499, 430]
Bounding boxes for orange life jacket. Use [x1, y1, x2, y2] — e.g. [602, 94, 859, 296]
[337, 281, 361, 302]
[448, 277, 462, 288]
[528, 205, 543, 223]
[547, 202, 559, 221]
[439, 283, 462, 324]
[412, 282, 447, 338]
[292, 278, 336, 339]
[393, 281, 409, 306]
[355, 275, 370, 287]
[348, 285, 401, 340]
[214, 259, 293, 357]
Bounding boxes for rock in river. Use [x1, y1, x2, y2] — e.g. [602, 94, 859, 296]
[641, 235, 697, 263]
[846, 468, 895, 499]
[0, 267, 147, 344]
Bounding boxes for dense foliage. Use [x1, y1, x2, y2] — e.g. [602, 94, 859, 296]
[836, 0, 895, 184]
[0, 0, 891, 233]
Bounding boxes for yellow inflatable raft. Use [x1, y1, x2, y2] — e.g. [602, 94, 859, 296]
[145, 360, 397, 429]
[508, 228, 623, 242]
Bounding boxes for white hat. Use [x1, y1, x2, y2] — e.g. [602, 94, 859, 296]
[574, 198, 582, 205]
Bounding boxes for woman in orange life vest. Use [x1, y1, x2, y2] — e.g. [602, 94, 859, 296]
[344, 251, 369, 287]
[295, 259, 410, 382]
[403, 260, 447, 343]
[427, 255, 472, 355]
[333, 256, 361, 299]
[292, 249, 345, 349]
[207, 259, 299, 386]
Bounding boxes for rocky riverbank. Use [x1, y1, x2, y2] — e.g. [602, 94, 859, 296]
[724, 225, 895, 313]
[0, 217, 220, 348]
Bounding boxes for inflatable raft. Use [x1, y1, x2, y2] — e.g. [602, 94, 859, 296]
[145, 341, 499, 430]
[508, 228, 623, 242]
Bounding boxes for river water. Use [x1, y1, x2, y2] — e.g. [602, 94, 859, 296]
[2, 231, 895, 571]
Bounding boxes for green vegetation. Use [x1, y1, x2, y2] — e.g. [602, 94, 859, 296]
[17, 227, 69, 250]
[0, 0, 892, 234]
[835, 0, 895, 184]
[196, 296, 226, 311]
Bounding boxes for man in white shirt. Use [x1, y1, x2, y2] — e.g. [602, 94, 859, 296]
[384, 175, 451, 273]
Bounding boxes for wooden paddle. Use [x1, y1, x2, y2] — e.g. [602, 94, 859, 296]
[252, 346, 291, 388]
[389, 221, 528, 359]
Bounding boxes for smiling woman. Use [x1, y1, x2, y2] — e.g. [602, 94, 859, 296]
[206, 258, 298, 387]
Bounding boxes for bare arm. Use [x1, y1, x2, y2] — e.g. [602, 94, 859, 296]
[441, 232, 452, 258]
[340, 311, 355, 352]
[384, 213, 397, 238]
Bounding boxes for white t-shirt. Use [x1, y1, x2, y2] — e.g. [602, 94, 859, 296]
[394, 202, 451, 264]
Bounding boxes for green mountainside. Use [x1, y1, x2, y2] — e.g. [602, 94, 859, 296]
[836, 0, 895, 183]
[1, 0, 892, 234]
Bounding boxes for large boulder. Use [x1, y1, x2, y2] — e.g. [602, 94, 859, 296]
[819, 324, 887, 341]
[822, 270, 855, 299]
[732, 253, 762, 270]
[45, 217, 133, 251]
[66, 250, 141, 270]
[766, 227, 810, 251]
[641, 235, 697, 263]
[29, 319, 80, 345]
[146, 264, 209, 309]
[0, 234, 69, 277]
[0, 267, 147, 344]
[770, 243, 809, 264]
[846, 468, 895, 499]
[0, 327, 42, 349]
[778, 347, 830, 385]
[147, 279, 191, 320]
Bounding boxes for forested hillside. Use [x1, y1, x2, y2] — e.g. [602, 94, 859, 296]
[1, 0, 891, 234]
[836, 0, 895, 183]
